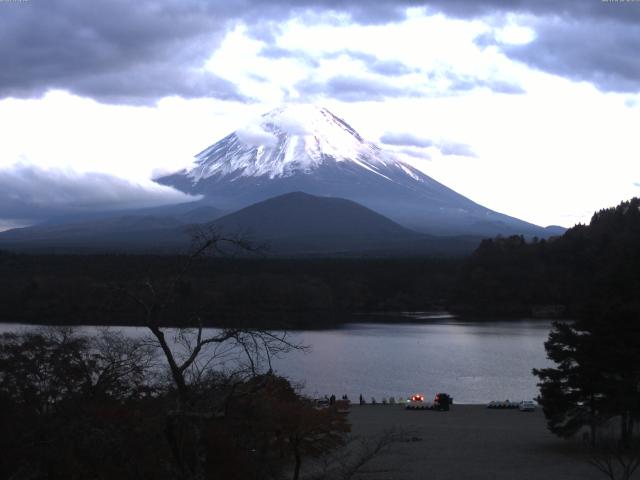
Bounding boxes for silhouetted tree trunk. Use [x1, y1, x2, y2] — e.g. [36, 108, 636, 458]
[114, 226, 299, 479]
[589, 437, 640, 480]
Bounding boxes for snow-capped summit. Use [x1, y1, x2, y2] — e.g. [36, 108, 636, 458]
[159, 105, 551, 237]
[186, 103, 397, 182]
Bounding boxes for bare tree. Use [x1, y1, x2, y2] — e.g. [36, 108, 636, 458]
[589, 437, 640, 480]
[308, 428, 413, 480]
[112, 226, 302, 480]
[76, 327, 158, 399]
[0, 327, 164, 480]
[0, 327, 156, 411]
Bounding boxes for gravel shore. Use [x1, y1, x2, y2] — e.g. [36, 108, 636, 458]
[346, 404, 601, 480]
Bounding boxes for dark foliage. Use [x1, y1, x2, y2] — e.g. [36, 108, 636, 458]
[0, 330, 349, 480]
[0, 255, 459, 328]
[454, 197, 640, 318]
[533, 320, 609, 444]
[534, 310, 640, 446]
[529, 199, 640, 448]
[589, 436, 640, 480]
[0, 329, 169, 480]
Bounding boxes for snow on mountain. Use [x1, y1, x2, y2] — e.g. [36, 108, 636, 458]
[159, 104, 554, 238]
[186, 104, 401, 182]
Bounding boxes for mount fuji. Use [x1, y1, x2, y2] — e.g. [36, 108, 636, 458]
[0, 104, 562, 255]
[159, 104, 556, 238]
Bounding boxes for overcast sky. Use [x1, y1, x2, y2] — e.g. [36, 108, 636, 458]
[1, 0, 639, 229]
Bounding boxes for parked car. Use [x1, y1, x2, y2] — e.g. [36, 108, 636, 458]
[519, 400, 536, 412]
[434, 393, 452, 411]
[406, 394, 432, 409]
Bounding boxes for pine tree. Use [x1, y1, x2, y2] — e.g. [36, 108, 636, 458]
[534, 320, 608, 445]
[534, 310, 640, 447]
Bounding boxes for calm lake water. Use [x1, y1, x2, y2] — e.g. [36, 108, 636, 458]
[0, 315, 553, 404]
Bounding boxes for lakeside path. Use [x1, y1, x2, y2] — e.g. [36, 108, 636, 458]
[347, 405, 601, 480]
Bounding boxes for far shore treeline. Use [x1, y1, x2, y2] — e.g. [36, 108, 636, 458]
[1, 197, 638, 328]
[0, 255, 458, 328]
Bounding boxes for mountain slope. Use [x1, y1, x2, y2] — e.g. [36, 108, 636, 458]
[159, 104, 555, 237]
[212, 191, 419, 253]
[0, 192, 481, 256]
[0, 202, 227, 252]
[0, 215, 191, 253]
[37, 201, 225, 227]
[213, 191, 415, 239]
[210, 192, 480, 255]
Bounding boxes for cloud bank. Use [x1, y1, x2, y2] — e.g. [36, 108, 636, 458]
[236, 124, 279, 147]
[381, 132, 476, 157]
[0, 164, 200, 221]
[380, 132, 434, 148]
[2, 0, 636, 106]
[297, 75, 422, 102]
[0, 0, 249, 105]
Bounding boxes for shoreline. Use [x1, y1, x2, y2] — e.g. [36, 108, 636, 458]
[0, 314, 556, 331]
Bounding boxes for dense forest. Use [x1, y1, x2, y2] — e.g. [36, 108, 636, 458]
[454, 197, 640, 319]
[1, 197, 638, 327]
[0, 254, 458, 328]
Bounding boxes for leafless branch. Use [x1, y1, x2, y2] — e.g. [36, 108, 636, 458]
[588, 437, 640, 480]
[309, 428, 413, 480]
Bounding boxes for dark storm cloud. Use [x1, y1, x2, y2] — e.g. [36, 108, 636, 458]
[381, 132, 433, 148]
[0, 0, 251, 105]
[288, 1, 410, 24]
[502, 19, 640, 93]
[428, 0, 640, 24]
[0, 164, 199, 220]
[67, 64, 248, 106]
[242, 0, 640, 34]
[296, 75, 421, 102]
[2, 0, 638, 103]
[452, 1, 640, 93]
[0, 0, 414, 105]
[263, 0, 640, 94]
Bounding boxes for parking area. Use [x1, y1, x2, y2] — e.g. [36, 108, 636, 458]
[346, 404, 601, 480]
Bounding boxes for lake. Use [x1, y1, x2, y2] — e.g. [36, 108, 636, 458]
[0, 315, 554, 404]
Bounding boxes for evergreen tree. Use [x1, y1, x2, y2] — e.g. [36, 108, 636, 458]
[533, 320, 608, 445]
[534, 309, 640, 446]
[593, 309, 640, 447]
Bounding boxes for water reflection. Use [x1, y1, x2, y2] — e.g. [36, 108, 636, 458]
[0, 318, 553, 404]
[270, 320, 553, 404]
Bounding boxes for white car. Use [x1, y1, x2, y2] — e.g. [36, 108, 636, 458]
[519, 400, 536, 412]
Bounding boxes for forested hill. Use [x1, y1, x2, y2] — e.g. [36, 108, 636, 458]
[453, 197, 640, 318]
[2, 198, 638, 326]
